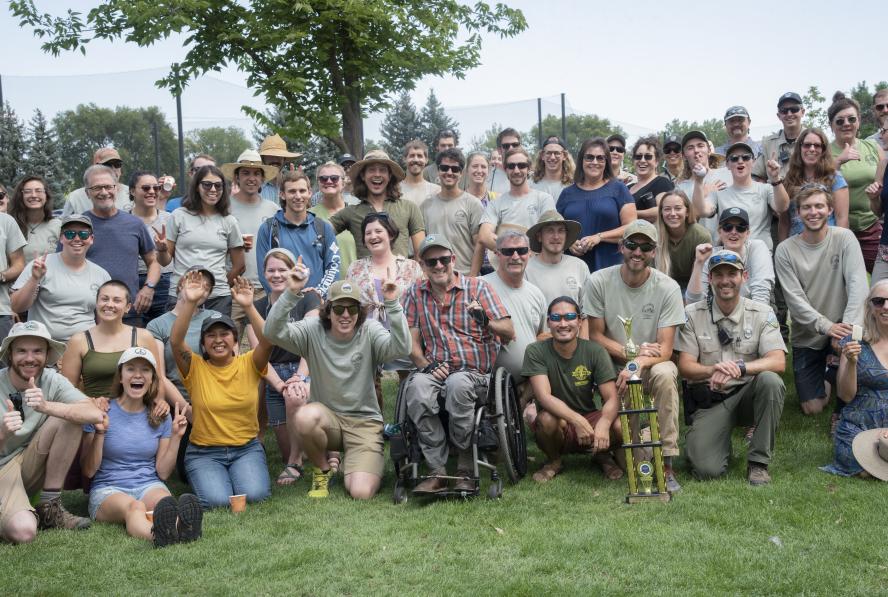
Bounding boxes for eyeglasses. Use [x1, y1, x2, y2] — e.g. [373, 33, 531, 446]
[87, 184, 115, 193]
[801, 142, 824, 150]
[423, 255, 452, 268]
[331, 304, 360, 316]
[870, 297, 888, 308]
[62, 229, 92, 241]
[583, 154, 607, 163]
[623, 239, 656, 252]
[633, 153, 655, 161]
[500, 142, 521, 150]
[728, 154, 754, 163]
[834, 116, 858, 126]
[543, 150, 564, 158]
[608, 146, 625, 154]
[199, 181, 224, 191]
[505, 162, 529, 170]
[139, 184, 163, 193]
[103, 160, 123, 169]
[22, 188, 46, 195]
[779, 106, 802, 115]
[710, 253, 742, 267]
[663, 146, 681, 155]
[875, 103, 888, 112]
[799, 182, 830, 193]
[8, 392, 24, 419]
[719, 223, 749, 233]
[438, 164, 463, 173]
[318, 175, 341, 183]
[548, 312, 579, 322]
[499, 246, 530, 257]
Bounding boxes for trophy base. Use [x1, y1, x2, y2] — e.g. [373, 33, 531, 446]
[625, 492, 672, 504]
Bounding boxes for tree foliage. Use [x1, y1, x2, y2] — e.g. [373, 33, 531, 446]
[24, 109, 67, 201]
[848, 80, 888, 138]
[529, 114, 625, 155]
[802, 86, 828, 131]
[185, 126, 250, 166]
[10, 0, 526, 157]
[660, 118, 728, 149]
[0, 102, 27, 187]
[419, 89, 459, 153]
[380, 91, 422, 158]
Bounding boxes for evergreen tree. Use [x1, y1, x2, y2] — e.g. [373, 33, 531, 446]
[25, 109, 67, 200]
[380, 91, 422, 157]
[419, 89, 459, 155]
[0, 102, 27, 187]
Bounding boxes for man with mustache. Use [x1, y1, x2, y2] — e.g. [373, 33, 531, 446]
[715, 106, 762, 159]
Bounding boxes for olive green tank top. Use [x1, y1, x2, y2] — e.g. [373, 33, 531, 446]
[81, 327, 138, 398]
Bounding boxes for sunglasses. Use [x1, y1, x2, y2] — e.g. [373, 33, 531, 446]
[548, 312, 579, 322]
[870, 297, 888, 308]
[801, 142, 824, 150]
[728, 154, 754, 163]
[423, 255, 453, 268]
[663, 146, 681, 155]
[719, 223, 749, 233]
[505, 162, 529, 170]
[633, 153, 654, 161]
[8, 392, 24, 419]
[199, 181, 224, 191]
[319, 175, 341, 184]
[103, 160, 123, 168]
[438, 164, 463, 173]
[0, 191, 6, 200]
[799, 182, 829, 193]
[331, 304, 360, 316]
[139, 184, 163, 193]
[608, 146, 625, 154]
[710, 253, 742, 267]
[834, 116, 858, 126]
[779, 106, 802, 115]
[499, 246, 530, 257]
[875, 103, 888, 112]
[583, 154, 607, 163]
[623, 239, 656, 252]
[500, 142, 521, 150]
[62, 229, 93, 241]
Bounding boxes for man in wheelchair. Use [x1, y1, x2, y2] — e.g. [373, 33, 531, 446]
[402, 236, 515, 494]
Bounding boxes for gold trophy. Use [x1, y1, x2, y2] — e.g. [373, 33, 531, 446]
[617, 316, 671, 503]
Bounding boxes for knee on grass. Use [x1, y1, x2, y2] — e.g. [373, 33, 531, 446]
[3, 512, 38, 544]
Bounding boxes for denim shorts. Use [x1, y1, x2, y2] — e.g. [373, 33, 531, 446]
[792, 344, 838, 403]
[88, 481, 169, 519]
[266, 361, 301, 426]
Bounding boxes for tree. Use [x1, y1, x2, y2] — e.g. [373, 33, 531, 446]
[419, 89, 459, 154]
[529, 114, 625, 155]
[849, 80, 888, 138]
[802, 86, 828, 131]
[0, 102, 27, 187]
[253, 108, 340, 181]
[380, 91, 422, 157]
[660, 118, 728, 149]
[185, 126, 250, 166]
[24, 109, 68, 201]
[11, 0, 526, 157]
[469, 123, 507, 152]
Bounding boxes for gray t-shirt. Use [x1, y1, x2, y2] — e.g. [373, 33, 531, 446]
[147, 308, 221, 398]
[124, 206, 173, 275]
[708, 183, 777, 250]
[530, 179, 568, 202]
[524, 255, 589, 306]
[23, 218, 61, 264]
[685, 239, 774, 305]
[420, 192, 483, 274]
[0, 214, 27, 316]
[480, 188, 555, 233]
[677, 167, 733, 241]
[167, 209, 243, 299]
[229, 197, 280, 287]
[0, 367, 86, 467]
[583, 265, 685, 361]
[400, 180, 440, 206]
[481, 273, 547, 381]
[12, 254, 111, 342]
[62, 184, 130, 218]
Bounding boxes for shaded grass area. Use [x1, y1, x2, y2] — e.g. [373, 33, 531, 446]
[3, 374, 887, 596]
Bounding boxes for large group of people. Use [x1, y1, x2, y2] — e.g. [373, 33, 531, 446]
[2, 87, 888, 549]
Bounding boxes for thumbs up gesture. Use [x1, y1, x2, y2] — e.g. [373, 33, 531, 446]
[838, 142, 860, 165]
[2, 399, 24, 438]
[23, 377, 45, 413]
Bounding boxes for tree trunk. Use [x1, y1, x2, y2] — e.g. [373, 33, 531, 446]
[341, 94, 364, 157]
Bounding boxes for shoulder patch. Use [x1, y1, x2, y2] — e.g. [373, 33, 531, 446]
[765, 311, 779, 329]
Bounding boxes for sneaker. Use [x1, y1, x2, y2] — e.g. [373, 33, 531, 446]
[747, 463, 771, 486]
[35, 497, 91, 531]
[176, 493, 203, 543]
[308, 467, 333, 498]
[152, 496, 179, 548]
[412, 470, 448, 495]
[664, 466, 682, 494]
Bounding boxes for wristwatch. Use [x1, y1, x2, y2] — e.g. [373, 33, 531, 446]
[735, 359, 747, 376]
[294, 374, 311, 383]
[145, 281, 156, 290]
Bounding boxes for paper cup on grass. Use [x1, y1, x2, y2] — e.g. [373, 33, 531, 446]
[229, 494, 247, 513]
[145, 511, 154, 522]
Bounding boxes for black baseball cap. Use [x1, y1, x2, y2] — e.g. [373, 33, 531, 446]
[718, 207, 750, 226]
[200, 312, 237, 337]
[777, 92, 803, 108]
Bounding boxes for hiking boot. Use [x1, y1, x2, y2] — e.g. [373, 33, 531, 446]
[152, 496, 179, 548]
[35, 497, 91, 531]
[413, 469, 448, 495]
[453, 470, 475, 493]
[176, 493, 203, 543]
[664, 466, 682, 494]
[308, 467, 333, 498]
[747, 463, 771, 486]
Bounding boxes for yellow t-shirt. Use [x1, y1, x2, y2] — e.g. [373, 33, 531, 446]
[183, 352, 266, 447]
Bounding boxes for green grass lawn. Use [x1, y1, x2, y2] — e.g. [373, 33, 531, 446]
[3, 374, 887, 596]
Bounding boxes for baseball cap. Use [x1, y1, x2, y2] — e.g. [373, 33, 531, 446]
[541, 135, 566, 149]
[724, 106, 750, 120]
[681, 130, 709, 148]
[663, 134, 681, 150]
[622, 219, 658, 244]
[708, 249, 745, 271]
[93, 147, 122, 165]
[606, 134, 626, 147]
[718, 207, 750, 225]
[725, 142, 755, 157]
[418, 234, 454, 257]
[184, 265, 216, 289]
[338, 153, 357, 167]
[777, 92, 803, 108]
[327, 280, 362, 304]
[61, 214, 93, 230]
[200, 312, 237, 336]
[117, 346, 157, 369]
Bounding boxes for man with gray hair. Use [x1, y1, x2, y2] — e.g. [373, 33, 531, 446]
[62, 148, 131, 217]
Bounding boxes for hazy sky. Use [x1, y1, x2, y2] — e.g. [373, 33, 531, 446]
[2, 0, 885, 146]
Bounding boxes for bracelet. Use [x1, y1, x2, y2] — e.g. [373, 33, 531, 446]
[769, 178, 784, 186]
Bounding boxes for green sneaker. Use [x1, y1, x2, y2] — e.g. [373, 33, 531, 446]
[308, 467, 332, 498]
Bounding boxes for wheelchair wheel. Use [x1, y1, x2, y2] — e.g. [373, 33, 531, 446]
[393, 480, 408, 505]
[487, 478, 503, 499]
[493, 368, 528, 483]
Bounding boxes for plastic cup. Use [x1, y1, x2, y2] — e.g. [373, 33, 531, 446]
[145, 511, 154, 522]
[242, 234, 254, 251]
[229, 494, 247, 513]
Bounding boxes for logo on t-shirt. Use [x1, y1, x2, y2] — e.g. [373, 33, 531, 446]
[571, 365, 591, 387]
[830, 255, 840, 270]
[566, 276, 578, 290]
[641, 303, 655, 318]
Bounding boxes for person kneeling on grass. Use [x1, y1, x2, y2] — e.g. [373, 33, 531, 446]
[264, 263, 411, 500]
[172, 272, 273, 509]
[81, 347, 202, 548]
[522, 297, 623, 483]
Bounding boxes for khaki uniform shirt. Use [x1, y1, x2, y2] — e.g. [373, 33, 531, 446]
[753, 129, 794, 180]
[676, 297, 786, 391]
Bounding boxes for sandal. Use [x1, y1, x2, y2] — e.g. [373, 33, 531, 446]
[276, 464, 304, 486]
[532, 461, 563, 483]
[593, 452, 624, 480]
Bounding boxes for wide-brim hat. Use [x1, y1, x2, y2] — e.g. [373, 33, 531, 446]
[220, 150, 280, 182]
[527, 210, 581, 253]
[348, 150, 405, 182]
[0, 321, 66, 367]
[852, 428, 888, 481]
[259, 134, 302, 159]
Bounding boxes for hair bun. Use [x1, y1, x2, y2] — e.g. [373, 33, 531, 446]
[832, 91, 847, 102]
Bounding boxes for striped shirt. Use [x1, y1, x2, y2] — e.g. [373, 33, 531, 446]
[404, 273, 509, 374]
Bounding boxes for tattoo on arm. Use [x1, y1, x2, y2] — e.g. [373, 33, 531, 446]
[177, 348, 192, 368]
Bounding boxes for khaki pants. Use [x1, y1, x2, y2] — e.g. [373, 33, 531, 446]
[0, 421, 55, 528]
[645, 361, 680, 457]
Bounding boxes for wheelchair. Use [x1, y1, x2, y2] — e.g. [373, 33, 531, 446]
[388, 367, 527, 503]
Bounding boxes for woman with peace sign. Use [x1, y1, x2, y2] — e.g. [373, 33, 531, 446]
[80, 347, 200, 548]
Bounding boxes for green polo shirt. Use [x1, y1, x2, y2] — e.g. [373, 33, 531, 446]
[328, 196, 425, 259]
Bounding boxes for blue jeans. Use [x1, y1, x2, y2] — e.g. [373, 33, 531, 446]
[266, 362, 300, 426]
[184, 439, 270, 509]
[136, 272, 171, 327]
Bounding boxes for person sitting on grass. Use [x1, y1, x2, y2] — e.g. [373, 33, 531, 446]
[264, 265, 411, 500]
[0, 321, 104, 545]
[824, 280, 888, 478]
[522, 296, 623, 483]
[172, 272, 273, 509]
[81, 347, 202, 548]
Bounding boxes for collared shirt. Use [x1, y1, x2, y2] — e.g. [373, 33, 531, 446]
[403, 272, 509, 375]
[677, 297, 786, 391]
[753, 129, 794, 180]
[329, 195, 424, 259]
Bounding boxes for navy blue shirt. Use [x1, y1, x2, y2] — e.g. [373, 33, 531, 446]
[83, 210, 156, 299]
